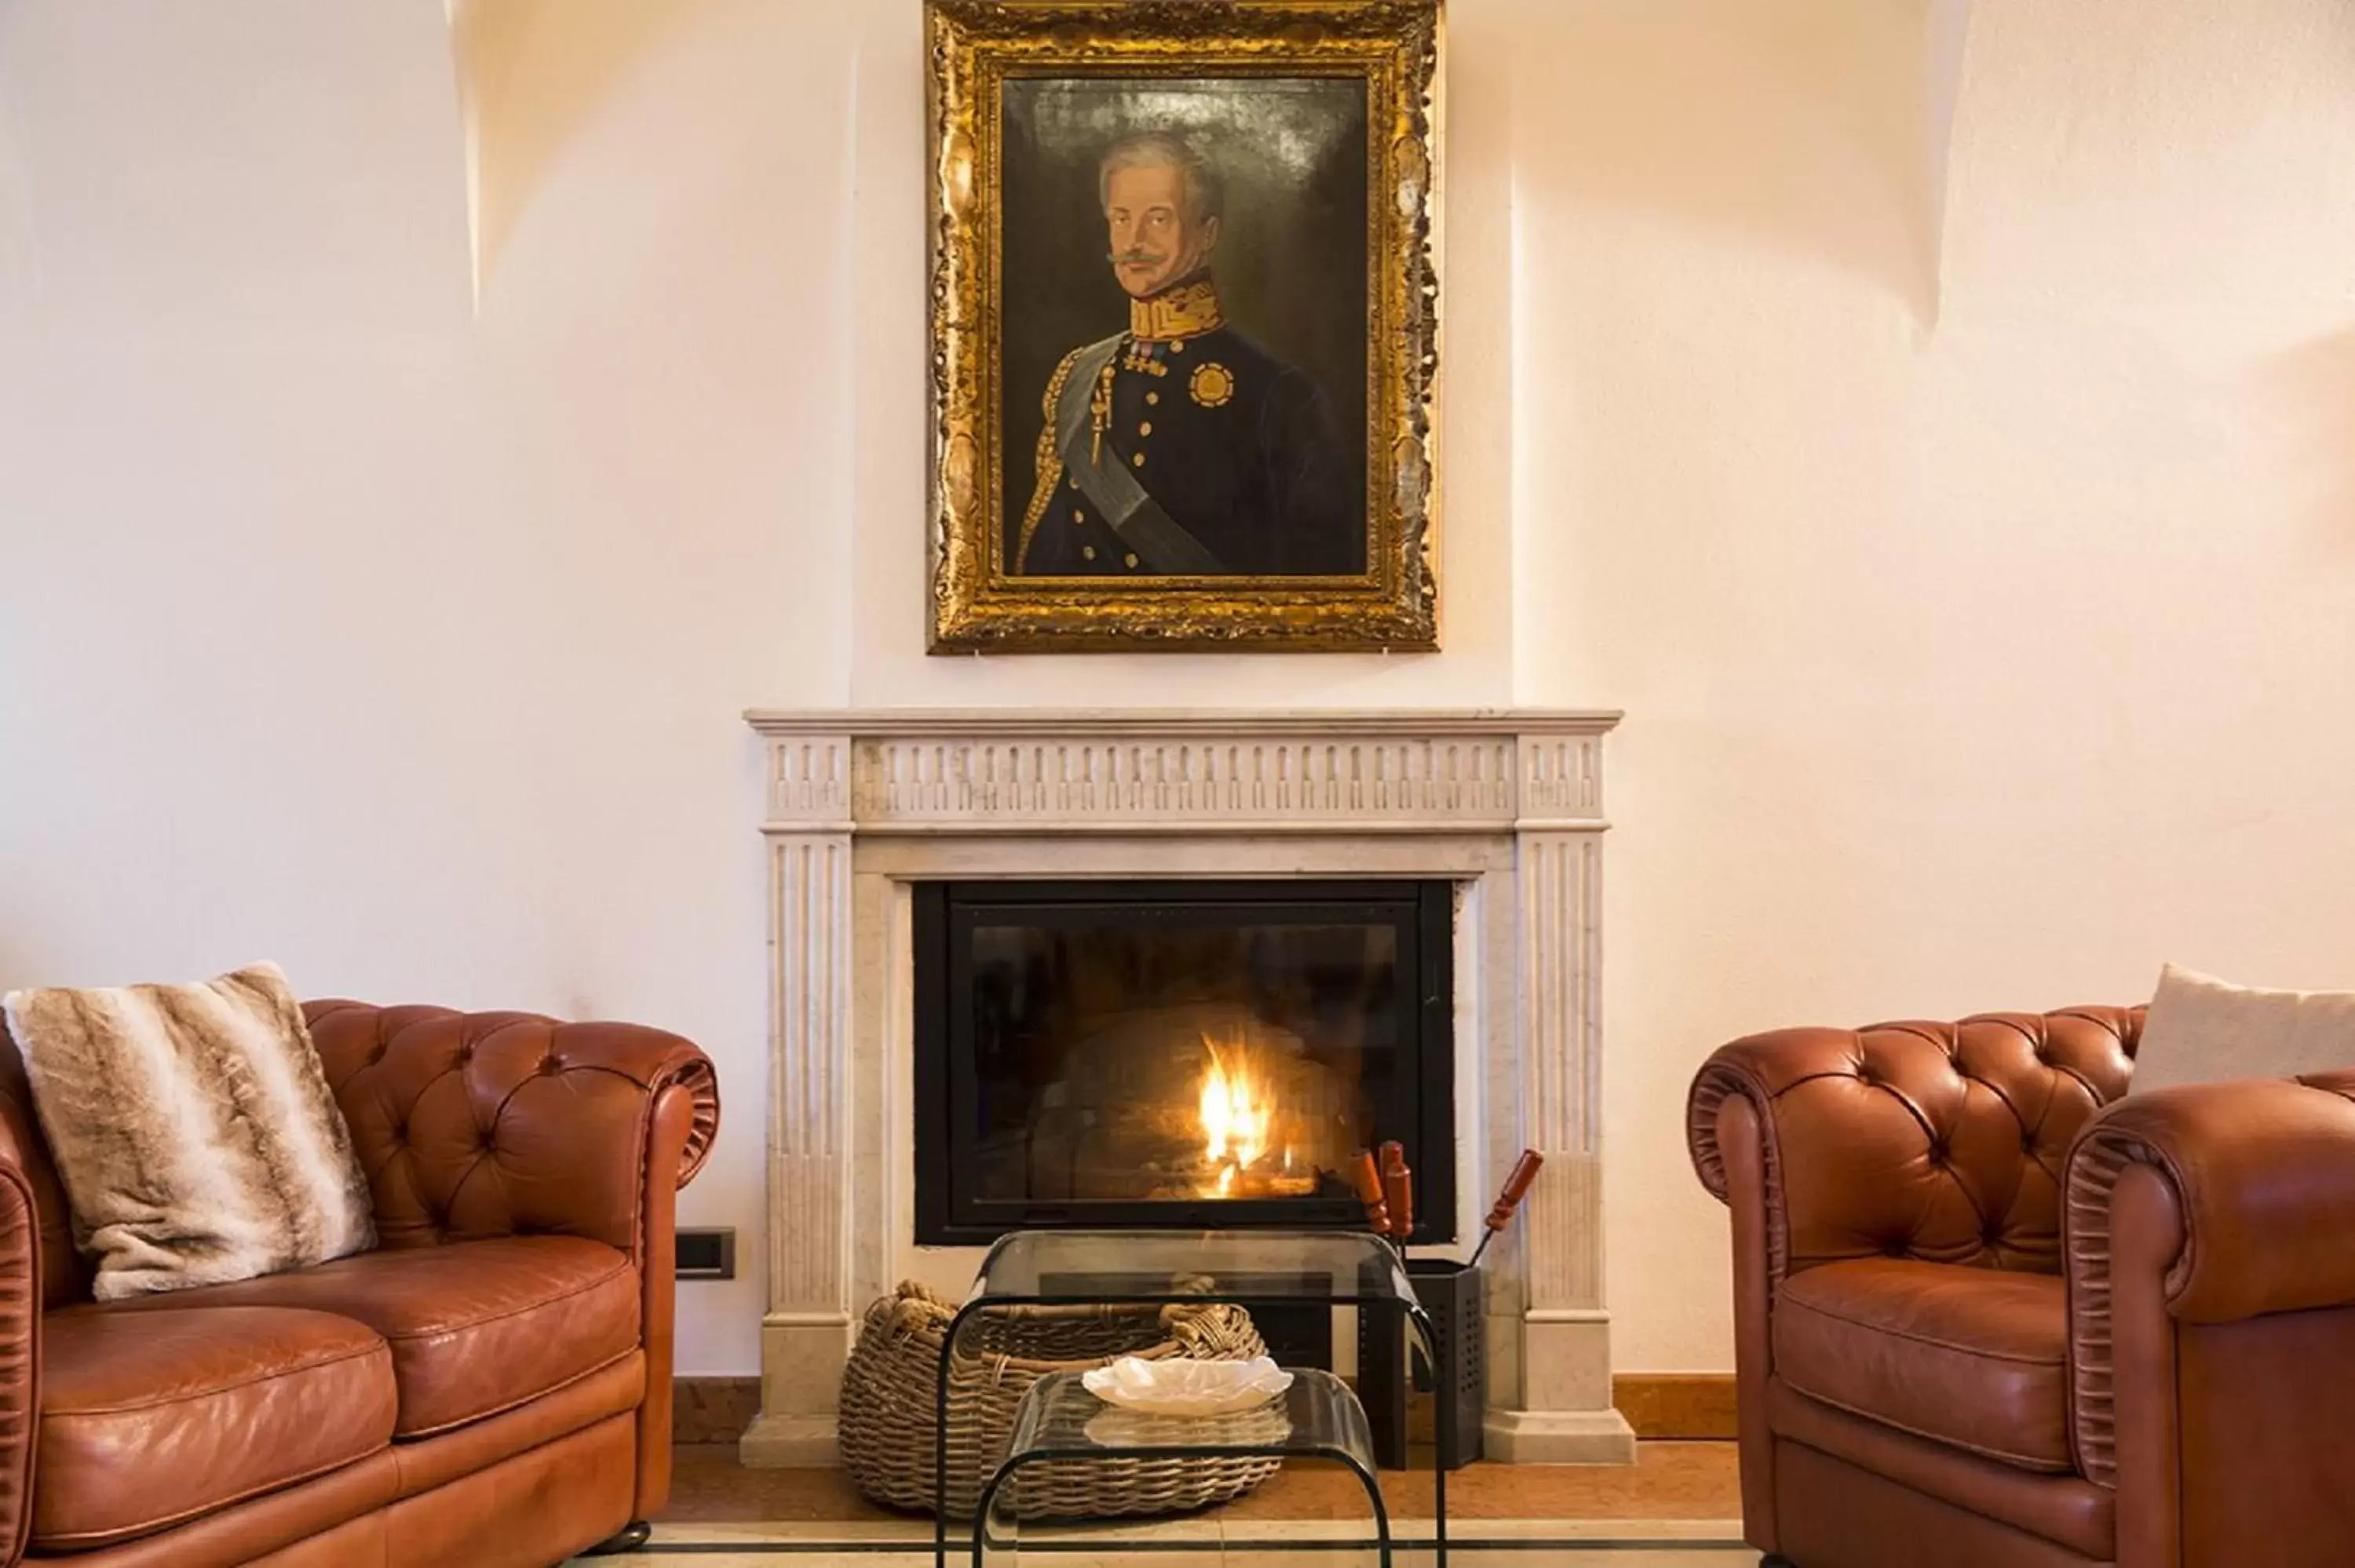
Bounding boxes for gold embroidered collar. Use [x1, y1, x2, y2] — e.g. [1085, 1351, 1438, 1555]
[1129, 277, 1225, 341]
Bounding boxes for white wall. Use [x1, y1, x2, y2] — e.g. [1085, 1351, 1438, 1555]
[3, 0, 2351, 1378]
[1509, 0, 2355, 1368]
[0, 0, 860, 1375]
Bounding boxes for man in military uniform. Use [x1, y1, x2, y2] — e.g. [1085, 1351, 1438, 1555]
[1016, 131, 1361, 578]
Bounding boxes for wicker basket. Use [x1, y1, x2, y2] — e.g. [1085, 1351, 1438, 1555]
[838, 1279, 1284, 1521]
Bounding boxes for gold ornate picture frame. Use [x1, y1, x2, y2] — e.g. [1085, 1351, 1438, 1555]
[927, 0, 1443, 653]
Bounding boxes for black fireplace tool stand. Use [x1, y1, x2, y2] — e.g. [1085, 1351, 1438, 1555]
[1357, 1257, 1485, 1471]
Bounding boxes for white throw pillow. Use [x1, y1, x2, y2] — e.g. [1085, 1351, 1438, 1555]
[2, 962, 375, 1298]
[2133, 963, 2355, 1094]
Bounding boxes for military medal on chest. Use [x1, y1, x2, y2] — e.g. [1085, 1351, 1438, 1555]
[1188, 361, 1236, 409]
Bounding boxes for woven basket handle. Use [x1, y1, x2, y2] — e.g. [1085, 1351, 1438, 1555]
[868, 1278, 951, 1343]
[1163, 1300, 1255, 1357]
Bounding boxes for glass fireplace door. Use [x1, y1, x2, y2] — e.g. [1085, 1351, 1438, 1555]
[913, 880, 1453, 1243]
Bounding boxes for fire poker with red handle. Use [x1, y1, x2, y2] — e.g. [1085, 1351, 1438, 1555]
[1349, 1149, 1392, 1236]
[1467, 1149, 1546, 1269]
[1380, 1141, 1414, 1245]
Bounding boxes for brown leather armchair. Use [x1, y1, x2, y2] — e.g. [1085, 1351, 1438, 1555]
[1688, 1006, 2355, 1568]
[0, 998, 718, 1568]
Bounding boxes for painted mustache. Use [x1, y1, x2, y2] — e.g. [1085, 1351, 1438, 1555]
[1112, 250, 1167, 267]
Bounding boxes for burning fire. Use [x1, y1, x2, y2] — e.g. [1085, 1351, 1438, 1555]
[1199, 1038, 1267, 1187]
[1194, 1033, 1315, 1198]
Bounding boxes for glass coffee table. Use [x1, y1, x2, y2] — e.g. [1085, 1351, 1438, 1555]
[933, 1230, 1449, 1566]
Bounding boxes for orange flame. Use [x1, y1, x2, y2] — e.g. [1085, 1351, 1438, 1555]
[1199, 1033, 1287, 1194]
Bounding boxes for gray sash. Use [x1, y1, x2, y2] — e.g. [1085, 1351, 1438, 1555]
[1052, 335, 1225, 574]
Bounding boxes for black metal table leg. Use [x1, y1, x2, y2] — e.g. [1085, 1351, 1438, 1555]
[1338, 1447, 1396, 1568]
[1390, 1300, 1450, 1564]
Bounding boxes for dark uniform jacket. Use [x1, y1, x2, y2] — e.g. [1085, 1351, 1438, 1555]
[1017, 284, 1361, 578]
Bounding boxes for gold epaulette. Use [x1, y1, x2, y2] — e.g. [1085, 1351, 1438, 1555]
[1014, 347, 1086, 572]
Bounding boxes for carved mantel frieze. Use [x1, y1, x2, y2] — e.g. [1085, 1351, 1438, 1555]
[747, 709, 1616, 835]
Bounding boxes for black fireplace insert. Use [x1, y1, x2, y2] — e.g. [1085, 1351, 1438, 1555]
[913, 878, 1455, 1245]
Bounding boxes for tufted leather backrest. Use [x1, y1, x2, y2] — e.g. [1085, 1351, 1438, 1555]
[302, 1001, 717, 1256]
[1690, 1008, 2142, 1286]
[0, 1001, 717, 1307]
[0, 1023, 90, 1308]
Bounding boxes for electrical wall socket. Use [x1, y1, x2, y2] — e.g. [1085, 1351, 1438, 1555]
[675, 1227, 736, 1280]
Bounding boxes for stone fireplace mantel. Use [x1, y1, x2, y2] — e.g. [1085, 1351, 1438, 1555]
[739, 708, 1634, 1467]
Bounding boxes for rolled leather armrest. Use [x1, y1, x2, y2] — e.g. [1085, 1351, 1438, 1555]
[302, 1001, 720, 1256]
[0, 1156, 35, 1566]
[1688, 1008, 2138, 1280]
[2066, 1071, 2355, 1325]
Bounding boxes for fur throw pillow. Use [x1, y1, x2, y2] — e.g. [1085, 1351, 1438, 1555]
[1, 962, 374, 1299]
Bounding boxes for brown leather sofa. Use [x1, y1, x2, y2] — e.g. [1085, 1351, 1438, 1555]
[0, 998, 719, 1568]
[1689, 1005, 2355, 1568]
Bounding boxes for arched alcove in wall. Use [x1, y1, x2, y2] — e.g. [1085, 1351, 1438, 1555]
[444, 0, 721, 307]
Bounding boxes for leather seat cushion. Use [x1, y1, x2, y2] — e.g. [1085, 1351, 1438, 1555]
[35, 1306, 396, 1552]
[107, 1235, 640, 1437]
[1773, 1257, 2072, 1471]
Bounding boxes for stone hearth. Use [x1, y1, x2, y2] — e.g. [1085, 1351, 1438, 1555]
[739, 709, 1633, 1466]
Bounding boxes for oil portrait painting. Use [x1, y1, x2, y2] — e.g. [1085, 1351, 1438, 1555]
[927, 1, 1442, 652]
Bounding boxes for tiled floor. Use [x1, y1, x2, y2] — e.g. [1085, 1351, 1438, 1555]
[597, 1444, 1754, 1565]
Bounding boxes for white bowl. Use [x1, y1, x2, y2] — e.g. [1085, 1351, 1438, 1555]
[1080, 1355, 1294, 1417]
